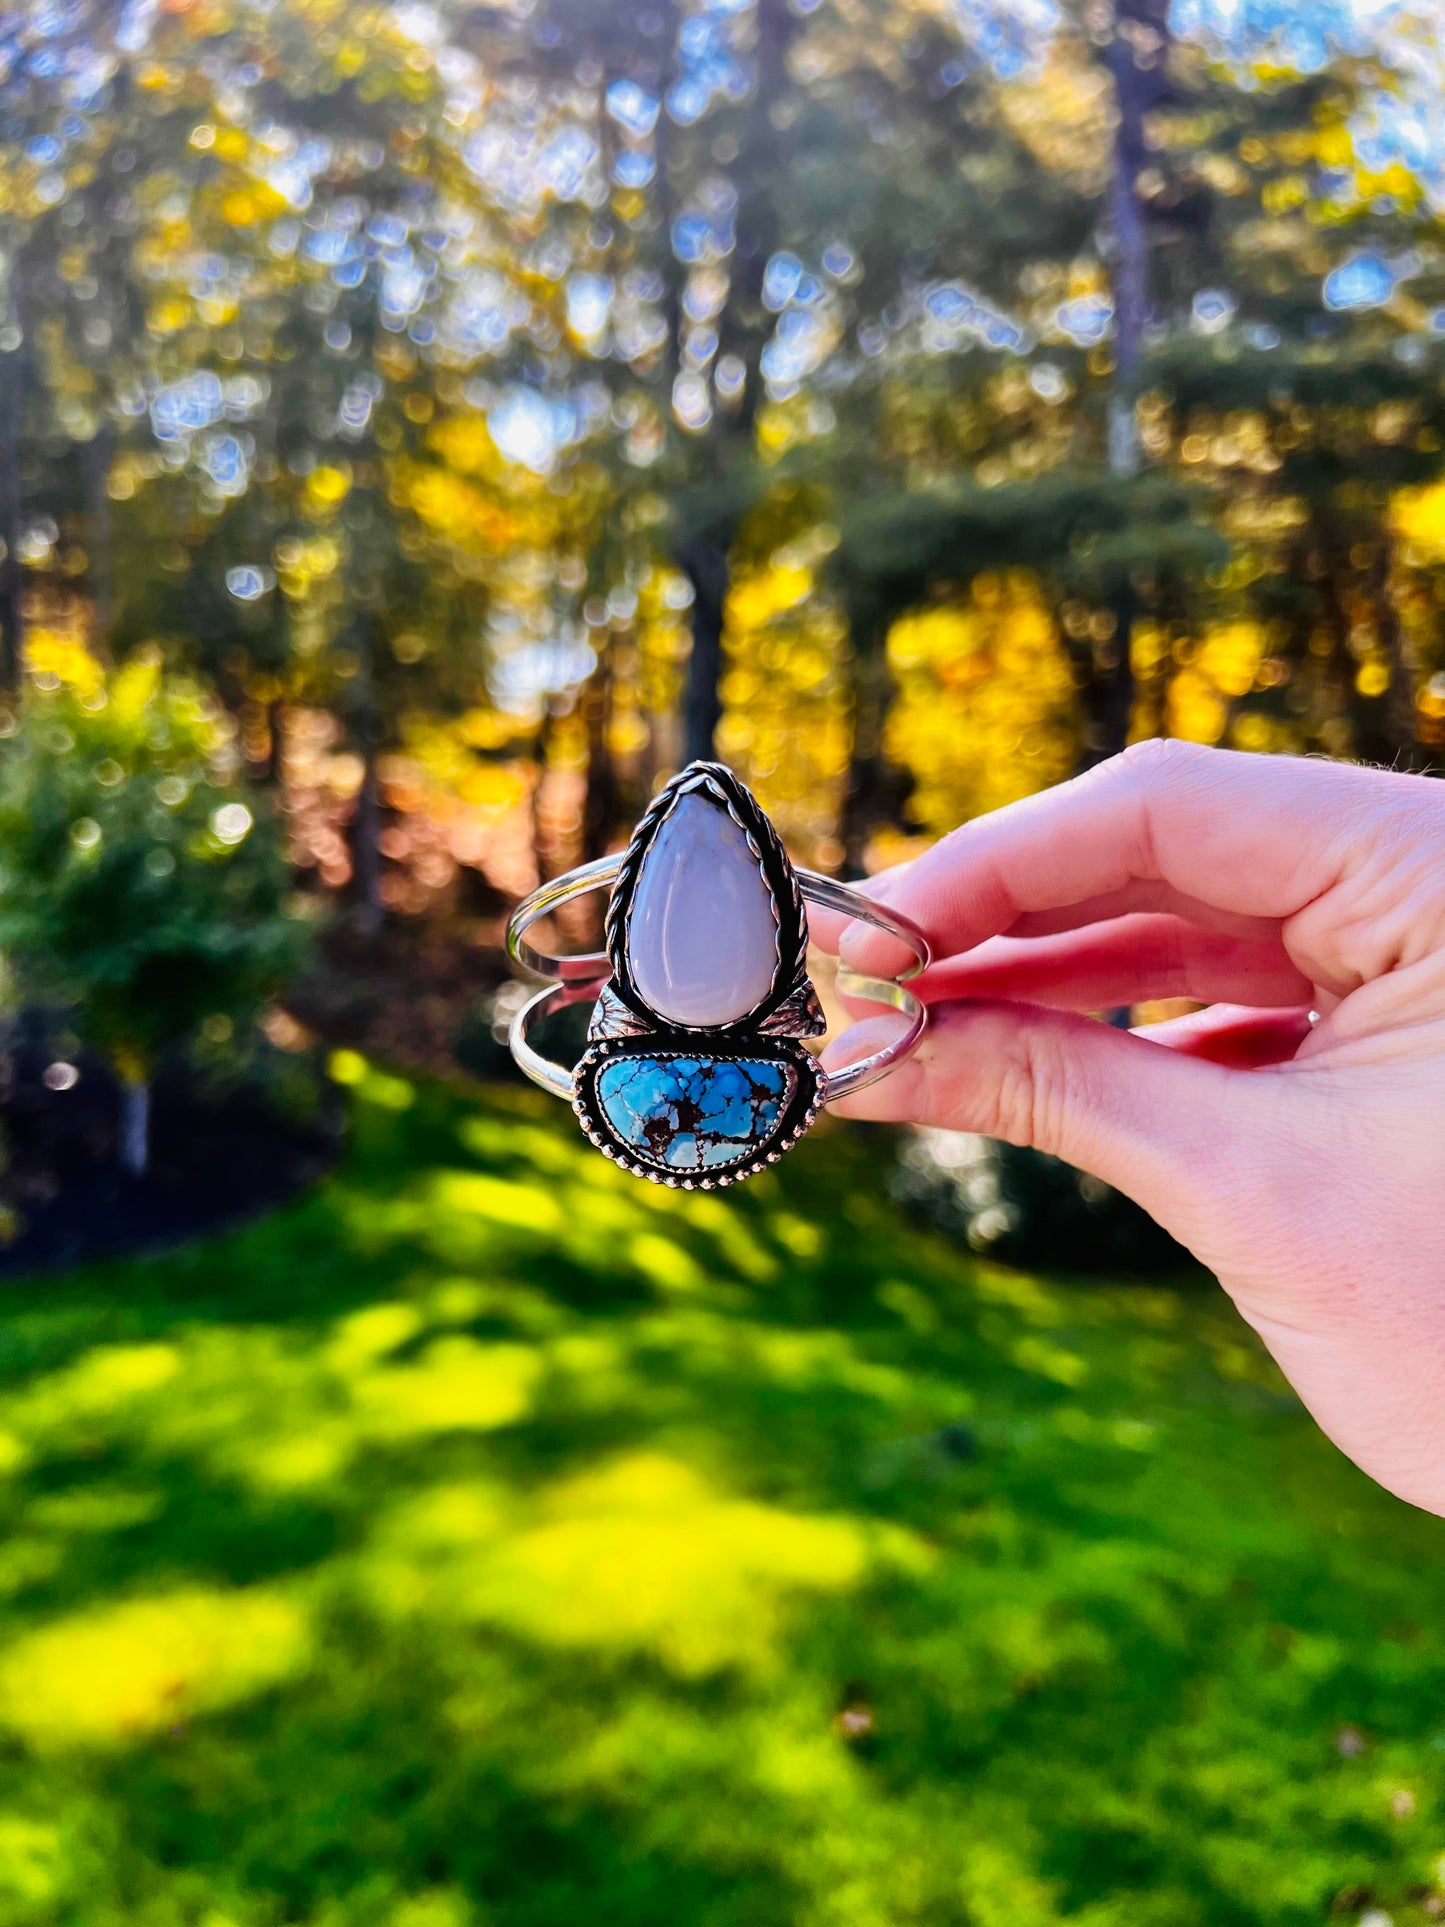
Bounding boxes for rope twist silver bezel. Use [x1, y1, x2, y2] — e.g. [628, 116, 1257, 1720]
[505, 857, 930, 1108]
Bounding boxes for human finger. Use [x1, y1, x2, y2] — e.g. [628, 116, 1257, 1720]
[902, 915, 1311, 1012]
[839, 742, 1398, 982]
[806, 866, 908, 958]
[821, 997, 1242, 1228]
[1002, 880, 1286, 944]
[1131, 1002, 1314, 1067]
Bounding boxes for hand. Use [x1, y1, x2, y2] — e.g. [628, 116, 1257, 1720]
[823, 740, 1445, 1515]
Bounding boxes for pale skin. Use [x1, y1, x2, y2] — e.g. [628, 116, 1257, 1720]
[819, 739, 1445, 1517]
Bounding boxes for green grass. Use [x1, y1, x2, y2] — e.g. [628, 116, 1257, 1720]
[0, 1063, 1440, 1927]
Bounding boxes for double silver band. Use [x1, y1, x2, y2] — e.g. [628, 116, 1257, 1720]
[505, 857, 931, 1106]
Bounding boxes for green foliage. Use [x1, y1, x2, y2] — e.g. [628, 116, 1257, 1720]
[0, 1077, 1438, 1925]
[0, 657, 307, 1073]
[4, 0, 1445, 866]
[840, 469, 1227, 623]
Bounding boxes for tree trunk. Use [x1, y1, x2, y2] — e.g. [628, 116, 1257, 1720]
[1312, 509, 1403, 767]
[1339, 547, 1420, 772]
[348, 612, 384, 939]
[1104, 0, 1169, 470]
[1313, 546, 1354, 758]
[86, 420, 115, 651]
[0, 323, 24, 694]
[264, 698, 287, 789]
[529, 702, 555, 887]
[580, 650, 617, 865]
[1077, 585, 1138, 772]
[352, 734, 383, 939]
[840, 625, 891, 877]
[1104, 35, 1150, 485]
[1085, 0, 1172, 770]
[680, 533, 731, 766]
[672, 0, 793, 772]
[118, 1074, 150, 1180]
[1372, 536, 1423, 769]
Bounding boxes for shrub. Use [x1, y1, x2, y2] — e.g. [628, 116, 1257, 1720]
[891, 1127, 1192, 1275]
[0, 652, 309, 1174]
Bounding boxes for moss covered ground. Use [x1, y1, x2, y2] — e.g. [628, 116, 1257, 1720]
[0, 1062, 1439, 1926]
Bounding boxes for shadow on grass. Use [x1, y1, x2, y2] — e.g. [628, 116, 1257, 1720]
[0, 1065, 1439, 1926]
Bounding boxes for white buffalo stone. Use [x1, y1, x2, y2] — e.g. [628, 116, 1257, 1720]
[627, 790, 779, 1026]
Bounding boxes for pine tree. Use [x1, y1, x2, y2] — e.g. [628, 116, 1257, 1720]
[1140, 44, 1445, 765]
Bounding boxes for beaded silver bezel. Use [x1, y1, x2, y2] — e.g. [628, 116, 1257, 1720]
[571, 1033, 824, 1188]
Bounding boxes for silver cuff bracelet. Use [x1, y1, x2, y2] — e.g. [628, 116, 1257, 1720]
[504, 761, 930, 1188]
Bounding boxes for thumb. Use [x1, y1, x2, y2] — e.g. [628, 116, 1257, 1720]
[822, 998, 1242, 1229]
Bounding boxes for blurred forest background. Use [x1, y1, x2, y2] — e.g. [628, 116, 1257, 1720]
[6, 0, 1445, 954]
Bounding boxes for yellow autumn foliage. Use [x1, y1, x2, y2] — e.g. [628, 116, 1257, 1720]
[883, 572, 1078, 837]
[395, 711, 533, 795]
[1391, 481, 1445, 560]
[304, 464, 352, 514]
[146, 296, 191, 337]
[397, 464, 518, 554]
[427, 415, 508, 481]
[1165, 620, 1268, 745]
[726, 564, 812, 631]
[717, 552, 852, 866]
[24, 627, 103, 696]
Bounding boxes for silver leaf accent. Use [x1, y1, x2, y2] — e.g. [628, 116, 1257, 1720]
[756, 977, 827, 1038]
[587, 983, 653, 1042]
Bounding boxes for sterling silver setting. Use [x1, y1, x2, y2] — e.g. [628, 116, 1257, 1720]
[505, 761, 930, 1188]
[598, 762, 825, 1042]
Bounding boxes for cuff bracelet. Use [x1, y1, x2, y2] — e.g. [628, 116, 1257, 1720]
[504, 760, 930, 1189]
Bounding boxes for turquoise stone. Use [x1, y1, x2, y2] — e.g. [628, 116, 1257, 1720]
[594, 1053, 797, 1173]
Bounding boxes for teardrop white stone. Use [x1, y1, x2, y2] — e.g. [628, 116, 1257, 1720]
[627, 791, 779, 1026]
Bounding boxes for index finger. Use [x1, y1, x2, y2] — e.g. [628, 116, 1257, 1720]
[839, 741, 1396, 978]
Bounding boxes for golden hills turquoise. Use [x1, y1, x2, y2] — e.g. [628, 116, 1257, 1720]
[594, 1054, 797, 1175]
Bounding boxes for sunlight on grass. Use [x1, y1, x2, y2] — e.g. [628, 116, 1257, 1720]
[0, 1818, 63, 1908]
[355, 1336, 544, 1437]
[0, 1588, 310, 1749]
[0, 1072, 1434, 1924]
[363, 1451, 899, 1677]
